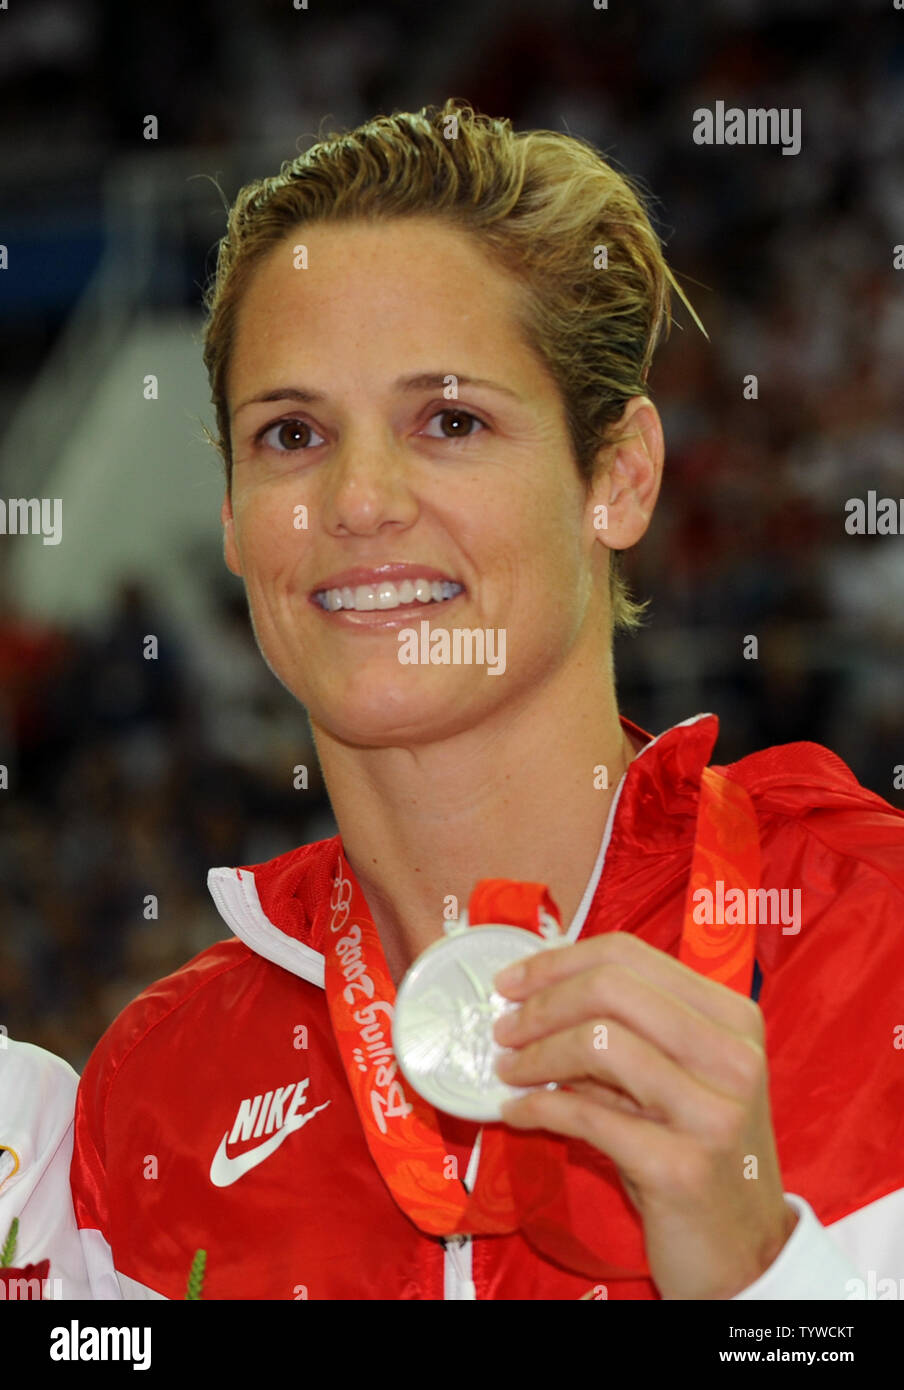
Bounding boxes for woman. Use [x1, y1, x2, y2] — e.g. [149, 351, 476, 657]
[70, 98, 904, 1300]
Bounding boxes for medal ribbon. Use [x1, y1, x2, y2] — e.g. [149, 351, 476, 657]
[320, 765, 760, 1280]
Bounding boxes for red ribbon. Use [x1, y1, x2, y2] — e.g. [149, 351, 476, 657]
[319, 765, 760, 1279]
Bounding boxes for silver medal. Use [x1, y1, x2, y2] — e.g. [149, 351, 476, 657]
[392, 911, 564, 1122]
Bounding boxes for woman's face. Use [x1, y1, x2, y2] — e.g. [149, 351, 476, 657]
[223, 216, 646, 748]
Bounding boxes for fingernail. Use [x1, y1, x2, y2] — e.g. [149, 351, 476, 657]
[494, 962, 525, 992]
[493, 1011, 515, 1042]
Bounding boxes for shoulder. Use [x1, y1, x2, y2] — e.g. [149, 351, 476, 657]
[1, 1038, 78, 1152]
[717, 740, 904, 990]
[77, 938, 258, 1100]
[719, 739, 904, 895]
[0, 1036, 78, 1089]
[718, 745, 904, 1216]
[0, 1041, 93, 1294]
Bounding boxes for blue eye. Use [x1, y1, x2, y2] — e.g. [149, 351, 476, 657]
[422, 409, 487, 441]
[257, 418, 326, 452]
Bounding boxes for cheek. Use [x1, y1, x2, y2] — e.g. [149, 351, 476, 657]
[234, 502, 305, 610]
[518, 503, 583, 602]
[533, 538, 592, 645]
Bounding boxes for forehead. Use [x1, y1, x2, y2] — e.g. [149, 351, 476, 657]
[227, 217, 536, 389]
[244, 214, 514, 302]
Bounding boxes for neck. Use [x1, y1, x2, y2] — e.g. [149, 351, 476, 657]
[310, 654, 639, 987]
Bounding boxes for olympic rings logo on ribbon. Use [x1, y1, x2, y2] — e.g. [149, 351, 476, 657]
[329, 868, 353, 932]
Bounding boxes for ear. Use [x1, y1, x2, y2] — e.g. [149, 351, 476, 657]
[221, 490, 243, 577]
[586, 397, 664, 553]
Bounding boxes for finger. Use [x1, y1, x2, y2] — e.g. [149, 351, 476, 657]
[494, 930, 762, 1037]
[499, 1078, 682, 1189]
[496, 1017, 738, 1135]
[494, 959, 764, 1099]
[565, 1077, 667, 1121]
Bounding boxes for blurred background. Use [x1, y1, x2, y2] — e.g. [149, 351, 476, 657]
[1, 0, 902, 1070]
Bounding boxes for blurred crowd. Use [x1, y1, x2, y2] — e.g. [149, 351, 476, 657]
[0, 579, 335, 1070]
[1, 0, 902, 1068]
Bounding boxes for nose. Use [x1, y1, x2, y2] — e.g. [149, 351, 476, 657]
[321, 428, 420, 537]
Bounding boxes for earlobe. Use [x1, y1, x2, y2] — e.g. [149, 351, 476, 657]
[588, 399, 664, 552]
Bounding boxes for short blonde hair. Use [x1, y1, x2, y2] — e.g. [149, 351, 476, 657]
[201, 97, 705, 632]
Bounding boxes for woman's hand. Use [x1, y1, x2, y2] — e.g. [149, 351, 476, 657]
[492, 931, 798, 1300]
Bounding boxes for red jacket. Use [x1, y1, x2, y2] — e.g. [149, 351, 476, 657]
[70, 713, 904, 1299]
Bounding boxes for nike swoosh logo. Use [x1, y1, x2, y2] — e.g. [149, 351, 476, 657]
[209, 1100, 331, 1187]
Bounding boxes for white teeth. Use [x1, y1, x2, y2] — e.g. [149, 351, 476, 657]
[316, 577, 464, 612]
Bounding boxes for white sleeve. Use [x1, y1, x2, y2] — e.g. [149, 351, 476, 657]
[0, 1037, 93, 1298]
[732, 1190, 903, 1300]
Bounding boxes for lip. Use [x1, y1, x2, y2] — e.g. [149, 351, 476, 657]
[310, 563, 462, 596]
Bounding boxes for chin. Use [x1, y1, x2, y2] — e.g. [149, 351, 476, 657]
[309, 685, 483, 748]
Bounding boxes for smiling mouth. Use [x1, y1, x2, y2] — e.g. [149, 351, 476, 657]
[312, 577, 465, 613]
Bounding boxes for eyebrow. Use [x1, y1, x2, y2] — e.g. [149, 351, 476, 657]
[232, 372, 523, 419]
